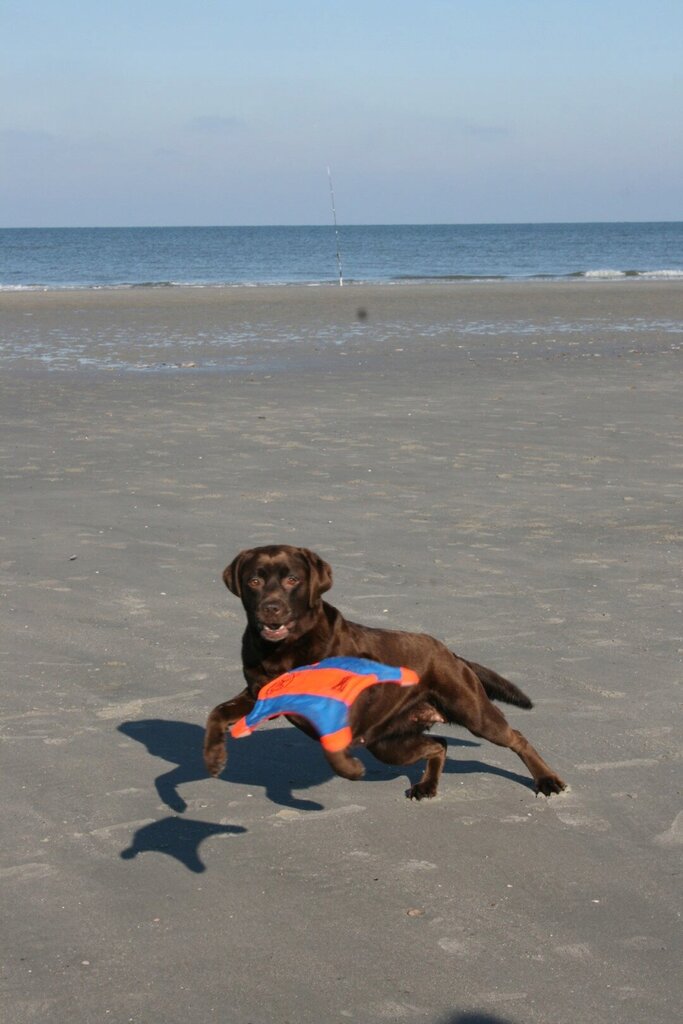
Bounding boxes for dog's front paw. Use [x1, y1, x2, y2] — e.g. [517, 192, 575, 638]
[325, 750, 366, 780]
[407, 781, 438, 801]
[343, 756, 365, 781]
[535, 773, 567, 797]
[204, 742, 227, 778]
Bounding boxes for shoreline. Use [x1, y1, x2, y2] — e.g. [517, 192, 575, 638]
[3, 275, 682, 302]
[3, 270, 683, 292]
[3, 273, 683, 293]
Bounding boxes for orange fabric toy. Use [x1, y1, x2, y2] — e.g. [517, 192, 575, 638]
[231, 656, 419, 751]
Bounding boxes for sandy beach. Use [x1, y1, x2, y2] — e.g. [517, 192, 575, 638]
[2, 281, 682, 1024]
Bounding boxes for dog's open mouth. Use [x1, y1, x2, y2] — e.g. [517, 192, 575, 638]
[258, 620, 295, 642]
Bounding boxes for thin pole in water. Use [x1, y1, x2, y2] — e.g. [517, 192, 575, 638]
[327, 166, 343, 287]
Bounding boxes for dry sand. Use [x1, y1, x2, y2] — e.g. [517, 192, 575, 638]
[1, 281, 682, 1023]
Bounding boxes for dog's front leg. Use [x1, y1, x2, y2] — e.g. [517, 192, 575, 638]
[324, 748, 365, 781]
[204, 689, 254, 778]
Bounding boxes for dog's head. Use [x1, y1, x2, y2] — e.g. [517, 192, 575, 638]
[223, 545, 332, 644]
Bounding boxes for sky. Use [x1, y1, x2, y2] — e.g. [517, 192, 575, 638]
[1, 0, 682, 227]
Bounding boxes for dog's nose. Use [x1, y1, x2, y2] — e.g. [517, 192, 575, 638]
[262, 599, 286, 615]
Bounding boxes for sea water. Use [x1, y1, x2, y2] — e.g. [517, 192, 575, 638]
[1, 222, 682, 290]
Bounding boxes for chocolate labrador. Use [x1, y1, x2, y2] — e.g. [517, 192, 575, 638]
[204, 545, 566, 799]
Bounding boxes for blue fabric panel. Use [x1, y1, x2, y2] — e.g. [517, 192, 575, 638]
[244, 693, 348, 737]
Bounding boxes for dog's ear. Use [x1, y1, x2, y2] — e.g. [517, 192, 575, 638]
[223, 549, 255, 598]
[300, 548, 333, 607]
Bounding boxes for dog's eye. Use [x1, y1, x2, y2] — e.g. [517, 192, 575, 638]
[285, 575, 299, 586]
[248, 577, 263, 589]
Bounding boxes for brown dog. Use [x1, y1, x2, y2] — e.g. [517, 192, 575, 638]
[204, 545, 566, 799]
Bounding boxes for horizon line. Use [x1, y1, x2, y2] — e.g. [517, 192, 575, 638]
[2, 219, 682, 231]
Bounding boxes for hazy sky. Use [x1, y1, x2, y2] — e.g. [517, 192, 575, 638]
[2, 0, 682, 226]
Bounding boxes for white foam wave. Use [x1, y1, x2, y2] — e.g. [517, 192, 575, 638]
[0, 284, 50, 291]
[638, 269, 683, 279]
[583, 269, 627, 279]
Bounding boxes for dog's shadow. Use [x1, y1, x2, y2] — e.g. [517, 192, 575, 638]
[117, 720, 533, 872]
[119, 815, 246, 874]
[118, 718, 534, 817]
[119, 718, 336, 814]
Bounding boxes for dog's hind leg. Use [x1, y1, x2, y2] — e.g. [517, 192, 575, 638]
[433, 663, 566, 795]
[204, 689, 254, 778]
[366, 734, 448, 800]
[454, 693, 566, 796]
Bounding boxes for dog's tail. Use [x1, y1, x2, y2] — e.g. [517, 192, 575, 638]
[463, 659, 533, 709]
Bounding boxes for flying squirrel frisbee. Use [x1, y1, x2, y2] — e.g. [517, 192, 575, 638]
[230, 656, 420, 752]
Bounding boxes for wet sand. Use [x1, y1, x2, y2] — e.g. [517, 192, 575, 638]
[1, 281, 682, 1023]
[3, 278, 683, 372]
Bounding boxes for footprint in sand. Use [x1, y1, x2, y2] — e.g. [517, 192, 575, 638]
[551, 792, 611, 833]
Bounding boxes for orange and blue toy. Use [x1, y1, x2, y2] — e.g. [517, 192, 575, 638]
[231, 656, 420, 752]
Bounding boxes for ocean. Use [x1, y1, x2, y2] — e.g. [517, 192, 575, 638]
[1, 222, 682, 289]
